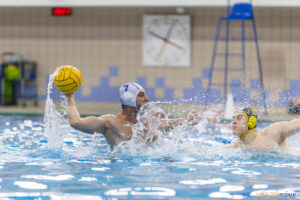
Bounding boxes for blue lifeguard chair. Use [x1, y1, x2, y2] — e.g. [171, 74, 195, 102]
[206, 0, 267, 114]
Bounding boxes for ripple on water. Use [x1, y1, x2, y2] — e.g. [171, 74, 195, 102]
[26, 161, 53, 166]
[91, 167, 110, 171]
[179, 178, 227, 185]
[0, 192, 103, 200]
[22, 175, 74, 181]
[209, 192, 245, 199]
[252, 184, 268, 189]
[78, 177, 97, 182]
[273, 163, 300, 168]
[105, 187, 176, 197]
[140, 162, 152, 166]
[14, 181, 47, 190]
[222, 167, 261, 176]
[219, 185, 245, 192]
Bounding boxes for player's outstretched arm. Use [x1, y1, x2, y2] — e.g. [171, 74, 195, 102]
[278, 118, 300, 140]
[263, 118, 300, 143]
[158, 110, 199, 130]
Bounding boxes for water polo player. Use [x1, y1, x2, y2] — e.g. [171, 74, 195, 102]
[65, 82, 199, 148]
[229, 107, 300, 151]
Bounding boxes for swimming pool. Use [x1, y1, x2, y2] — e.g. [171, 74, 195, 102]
[0, 112, 300, 199]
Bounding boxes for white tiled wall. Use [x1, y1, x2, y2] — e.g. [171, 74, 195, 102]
[0, 7, 299, 100]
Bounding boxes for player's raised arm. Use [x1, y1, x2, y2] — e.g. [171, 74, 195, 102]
[66, 93, 108, 134]
[54, 66, 108, 134]
[265, 117, 300, 143]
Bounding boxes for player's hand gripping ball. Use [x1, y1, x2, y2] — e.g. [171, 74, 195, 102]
[54, 66, 82, 94]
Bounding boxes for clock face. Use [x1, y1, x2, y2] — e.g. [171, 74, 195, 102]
[143, 15, 190, 67]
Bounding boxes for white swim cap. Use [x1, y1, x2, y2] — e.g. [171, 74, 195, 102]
[119, 82, 144, 108]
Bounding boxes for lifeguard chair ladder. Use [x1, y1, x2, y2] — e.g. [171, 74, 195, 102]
[206, 0, 267, 114]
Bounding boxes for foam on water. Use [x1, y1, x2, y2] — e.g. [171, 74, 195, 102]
[110, 102, 232, 160]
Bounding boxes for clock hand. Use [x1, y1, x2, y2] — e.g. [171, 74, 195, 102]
[149, 31, 184, 50]
[165, 21, 175, 40]
[164, 39, 184, 50]
[149, 31, 165, 41]
[156, 22, 176, 60]
[157, 41, 168, 60]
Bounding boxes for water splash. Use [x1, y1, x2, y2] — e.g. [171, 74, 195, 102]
[111, 102, 224, 159]
[224, 93, 234, 120]
[43, 70, 69, 149]
[42, 69, 104, 159]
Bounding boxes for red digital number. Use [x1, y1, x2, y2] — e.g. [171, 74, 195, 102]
[52, 8, 72, 16]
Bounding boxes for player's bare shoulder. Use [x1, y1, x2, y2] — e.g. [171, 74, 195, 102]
[99, 114, 117, 119]
[98, 114, 118, 124]
[99, 114, 128, 128]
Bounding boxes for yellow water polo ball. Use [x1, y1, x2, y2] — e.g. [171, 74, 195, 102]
[54, 66, 82, 94]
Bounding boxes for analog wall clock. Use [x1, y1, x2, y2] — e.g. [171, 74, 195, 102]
[143, 15, 191, 67]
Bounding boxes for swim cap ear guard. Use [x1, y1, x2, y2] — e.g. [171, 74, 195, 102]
[248, 116, 257, 129]
[243, 108, 257, 130]
[119, 82, 144, 108]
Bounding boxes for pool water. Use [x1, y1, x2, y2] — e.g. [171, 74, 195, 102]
[0, 112, 300, 200]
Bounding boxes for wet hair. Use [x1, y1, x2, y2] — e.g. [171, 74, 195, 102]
[242, 107, 257, 129]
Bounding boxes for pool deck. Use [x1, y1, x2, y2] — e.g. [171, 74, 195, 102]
[0, 102, 299, 121]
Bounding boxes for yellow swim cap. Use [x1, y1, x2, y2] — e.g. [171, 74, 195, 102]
[242, 107, 257, 130]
